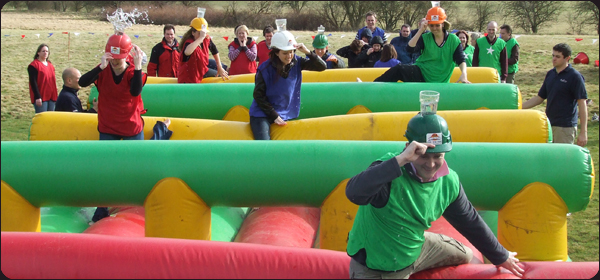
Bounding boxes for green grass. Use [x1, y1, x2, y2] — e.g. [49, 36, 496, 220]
[1, 10, 599, 262]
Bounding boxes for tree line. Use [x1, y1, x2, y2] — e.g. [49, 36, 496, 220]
[5, 1, 599, 34]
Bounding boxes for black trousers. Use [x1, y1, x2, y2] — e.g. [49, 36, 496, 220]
[374, 64, 426, 83]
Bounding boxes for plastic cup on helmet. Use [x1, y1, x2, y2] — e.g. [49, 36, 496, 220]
[431, 1, 440, 7]
[419, 90, 440, 115]
[197, 7, 206, 18]
[317, 25, 325, 34]
[276, 19, 287, 31]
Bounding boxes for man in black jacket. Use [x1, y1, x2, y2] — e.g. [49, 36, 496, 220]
[55, 67, 97, 113]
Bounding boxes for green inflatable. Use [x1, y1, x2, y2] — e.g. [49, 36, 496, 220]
[88, 82, 520, 120]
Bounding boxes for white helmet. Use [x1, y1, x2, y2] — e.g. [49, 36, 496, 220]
[270, 31, 296, 51]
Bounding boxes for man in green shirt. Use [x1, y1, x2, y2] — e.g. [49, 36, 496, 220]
[473, 21, 508, 83]
[345, 112, 525, 279]
[500, 24, 519, 84]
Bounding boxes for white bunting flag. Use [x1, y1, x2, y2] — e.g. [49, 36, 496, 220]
[34, 34, 40, 38]
[593, 39, 598, 44]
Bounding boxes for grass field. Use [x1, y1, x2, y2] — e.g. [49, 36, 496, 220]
[1, 10, 598, 262]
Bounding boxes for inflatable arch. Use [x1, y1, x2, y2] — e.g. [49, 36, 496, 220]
[146, 67, 500, 84]
[87, 82, 521, 121]
[28, 110, 551, 143]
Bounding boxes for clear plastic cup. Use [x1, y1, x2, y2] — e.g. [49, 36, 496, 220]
[276, 19, 287, 31]
[317, 25, 325, 34]
[420, 90, 440, 115]
[197, 7, 206, 18]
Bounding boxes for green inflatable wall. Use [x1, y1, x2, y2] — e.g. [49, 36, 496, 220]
[2, 141, 592, 213]
[88, 83, 520, 120]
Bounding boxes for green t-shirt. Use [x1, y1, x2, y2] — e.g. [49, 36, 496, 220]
[346, 152, 461, 272]
[457, 44, 474, 67]
[415, 32, 461, 83]
[476, 37, 506, 76]
[505, 37, 519, 74]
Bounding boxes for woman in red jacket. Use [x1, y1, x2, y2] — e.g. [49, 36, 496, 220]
[228, 25, 258, 75]
[178, 17, 228, 83]
[28, 44, 58, 113]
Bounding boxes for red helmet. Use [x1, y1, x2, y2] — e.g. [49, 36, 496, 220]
[105, 34, 132, 59]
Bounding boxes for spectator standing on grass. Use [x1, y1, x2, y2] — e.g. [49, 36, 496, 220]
[500, 24, 519, 84]
[248, 27, 326, 140]
[55, 68, 97, 113]
[374, 44, 400, 68]
[178, 17, 229, 83]
[522, 43, 587, 147]
[228, 25, 258, 75]
[355, 11, 387, 43]
[337, 39, 370, 68]
[28, 43, 58, 113]
[257, 25, 275, 67]
[456, 30, 474, 67]
[147, 24, 180, 78]
[390, 24, 417, 65]
[374, 6, 470, 84]
[472, 21, 508, 83]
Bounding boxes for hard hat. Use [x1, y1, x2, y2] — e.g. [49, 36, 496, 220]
[426, 6, 447, 25]
[190, 17, 209, 32]
[404, 113, 452, 153]
[312, 34, 328, 49]
[270, 31, 297, 51]
[105, 34, 132, 59]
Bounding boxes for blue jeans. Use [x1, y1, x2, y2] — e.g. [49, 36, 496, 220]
[99, 130, 144, 140]
[250, 116, 273, 140]
[33, 100, 56, 113]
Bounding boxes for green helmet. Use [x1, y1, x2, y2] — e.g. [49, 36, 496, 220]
[312, 34, 328, 49]
[404, 113, 452, 153]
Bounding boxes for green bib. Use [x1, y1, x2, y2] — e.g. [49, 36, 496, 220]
[346, 152, 461, 272]
[456, 44, 474, 67]
[415, 32, 461, 83]
[505, 37, 519, 74]
[476, 37, 506, 76]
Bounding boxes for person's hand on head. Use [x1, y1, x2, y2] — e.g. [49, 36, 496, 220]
[419, 18, 428, 31]
[131, 45, 143, 70]
[100, 53, 113, 70]
[496, 251, 525, 277]
[274, 116, 287, 126]
[398, 141, 434, 164]
[294, 43, 310, 55]
[198, 30, 207, 41]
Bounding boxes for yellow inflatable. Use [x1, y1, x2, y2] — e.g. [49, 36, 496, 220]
[29, 110, 549, 143]
[146, 67, 500, 84]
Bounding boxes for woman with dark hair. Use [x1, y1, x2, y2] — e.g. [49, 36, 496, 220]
[178, 17, 228, 83]
[336, 39, 370, 68]
[456, 30, 474, 67]
[374, 6, 470, 84]
[28, 43, 58, 113]
[248, 29, 326, 140]
[374, 44, 400, 68]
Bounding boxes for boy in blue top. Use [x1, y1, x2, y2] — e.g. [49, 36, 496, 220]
[522, 43, 588, 147]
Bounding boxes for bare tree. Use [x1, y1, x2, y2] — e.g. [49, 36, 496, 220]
[574, 1, 599, 34]
[53, 1, 69, 12]
[402, 1, 430, 28]
[224, 1, 244, 25]
[502, 1, 563, 33]
[279, 1, 310, 14]
[471, 1, 497, 32]
[72, 1, 85, 12]
[316, 1, 348, 31]
[374, 2, 404, 32]
[339, 1, 374, 30]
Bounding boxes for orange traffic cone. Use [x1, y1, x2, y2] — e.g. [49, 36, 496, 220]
[573, 52, 589, 64]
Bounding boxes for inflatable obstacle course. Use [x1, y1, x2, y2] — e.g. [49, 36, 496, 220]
[87, 82, 522, 121]
[146, 67, 500, 84]
[28, 110, 551, 143]
[1, 140, 594, 263]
